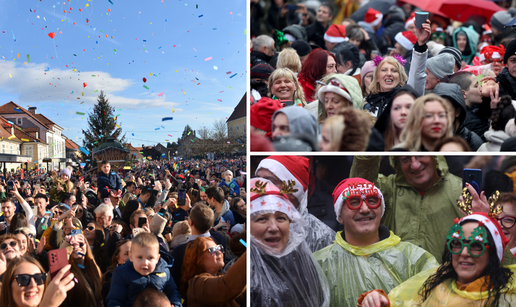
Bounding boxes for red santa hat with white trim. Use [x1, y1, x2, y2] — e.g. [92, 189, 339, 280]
[364, 8, 383, 27]
[459, 212, 509, 262]
[250, 178, 302, 222]
[332, 178, 385, 222]
[324, 24, 349, 44]
[405, 12, 415, 30]
[479, 44, 505, 63]
[395, 31, 418, 51]
[255, 156, 309, 204]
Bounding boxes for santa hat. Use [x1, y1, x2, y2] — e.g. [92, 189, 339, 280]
[255, 156, 309, 203]
[324, 24, 348, 44]
[483, 23, 492, 36]
[250, 98, 283, 138]
[395, 31, 417, 51]
[479, 45, 505, 63]
[332, 178, 385, 222]
[459, 213, 509, 262]
[405, 12, 415, 30]
[364, 8, 383, 27]
[250, 178, 301, 222]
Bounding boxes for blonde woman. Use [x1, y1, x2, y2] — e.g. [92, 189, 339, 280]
[365, 56, 408, 118]
[277, 48, 302, 74]
[394, 94, 453, 151]
[268, 68, 306, 106]
[318, 108, 371, 151]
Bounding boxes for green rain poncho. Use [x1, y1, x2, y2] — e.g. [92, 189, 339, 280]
[314, 229, 438, 307]
[350, 156, 464, 261]
[388, 265, 516, 306]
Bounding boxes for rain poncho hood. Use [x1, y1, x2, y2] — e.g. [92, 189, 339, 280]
[387, 265, 516, 306]
[272, 106, 318, 138]
[350, 156, 464, 261]
[314, 228, 438, 307]
[317, 74, 364, 110]
[250, 180, 330, 306]
[452, 26, 479, 65]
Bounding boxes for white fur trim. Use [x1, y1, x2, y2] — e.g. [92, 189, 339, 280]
[256, 159, 305, 203]
[395, 32, 415, 51]
[479, 54, 486, 62]
[324, 33, 348, 43]
[334, 184, 385, 222]
[284, 33, 296, 42]
[250, 194, 301, 222]
[460, 214, 504, 262]
[317, 84, 352, 103]
[405, 18, 415, 30]
[505, 118, 516, 137]
[492, 52, 501, 59]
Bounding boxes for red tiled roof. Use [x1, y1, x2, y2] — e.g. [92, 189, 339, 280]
[0, 116, 47, 144]
[226, 93, 246, 122]
[64, 138, 80, 150]
[0, 102, 51, 129]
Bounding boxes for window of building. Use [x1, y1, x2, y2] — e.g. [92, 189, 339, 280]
[10, 144, 13, 154]
[16, 118, 22, 125]
[25, 146, 33, 157]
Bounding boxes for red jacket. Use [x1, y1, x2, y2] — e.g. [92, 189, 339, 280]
[298, 76, 315, 103]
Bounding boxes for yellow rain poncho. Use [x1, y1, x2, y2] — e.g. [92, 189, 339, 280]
[388, 265, 516, 306]
[314, 228, 439, 307]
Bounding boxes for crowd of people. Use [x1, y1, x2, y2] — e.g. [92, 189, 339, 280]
[0, 156, 247, 307]
[250, 155, 516, 306]
[250, 0, 516, 152]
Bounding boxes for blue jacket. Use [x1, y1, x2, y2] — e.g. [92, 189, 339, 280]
[218, 179, 240, 196]
[97, 171, 123, 199]
[106, 257, 182, 307]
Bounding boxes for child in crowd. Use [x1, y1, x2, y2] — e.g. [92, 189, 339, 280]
[97, 160, 123, 199]
[106, 232, 182, 307]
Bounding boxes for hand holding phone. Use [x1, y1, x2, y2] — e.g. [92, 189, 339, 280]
[138, 216, 147, 228]
[48, 248, 71, 279]
[462, 168, 482, 195]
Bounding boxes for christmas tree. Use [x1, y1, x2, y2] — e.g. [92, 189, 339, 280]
[81, 91, 125, 163]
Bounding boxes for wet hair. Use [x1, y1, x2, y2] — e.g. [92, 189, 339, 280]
[419, 220, 513, 307]
[490, 95, 514, 131]
[332, 42, 360, 76]
[434, 136, 472, 151]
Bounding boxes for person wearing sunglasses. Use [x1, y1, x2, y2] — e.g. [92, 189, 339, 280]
[181, 236, 246, 307]
[360, 212, 516, 307]
[313, 178, 438, 307]
[250, 178, 330, 307]
[0, 234, 22, 275]
[83, 222, 110, 273]
[0, 255, 75, 307]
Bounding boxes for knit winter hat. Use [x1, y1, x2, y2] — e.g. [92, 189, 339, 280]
[250, 98, 283, 137]
[250, 178, 302, 222]
[251, 64, 275, 81]
[60, 167, 72, 178]
[439, 47, 463, 70]
[405, 12, 415, 30]
[427, 53, 455, 80]
[395, 31, 417, 51]
[504, 38, 516, 64]
[364, 8, 383, 27]
[332, 178, 385, 222]
[490, 8, 516, 32]
[459, 213, 509, 262]
[324, 24, 348, 43]
[317, 74, 363, 110]
[291, 40, 312, 57]
[360, 60, 376, 84]
[255, 156, 309, 203]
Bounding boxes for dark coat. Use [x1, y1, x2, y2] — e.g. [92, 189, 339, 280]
[497, 66, 516, 100]
[306, 21, 328, 49]
[377, 6, 406, 55]
[97, 171, 123, 199]
[106, 257, 182, 307]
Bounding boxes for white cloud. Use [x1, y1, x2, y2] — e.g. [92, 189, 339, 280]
[0, 60, 181, 109]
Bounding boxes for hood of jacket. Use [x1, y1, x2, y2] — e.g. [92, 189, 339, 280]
[282, 24, 307, 42]
[272, 105, 318, 137]
[432, 82, 467, 128]
[374, 84, 420, 134]
[497, 67, 516, 99]
[389, 156, 450, 186]
[484, 129, 510, 145]
[220, 199, 231, 217]
[319, 73, 363, 110]
[452, 26, 479, 64]
[383, 6, 405, 28]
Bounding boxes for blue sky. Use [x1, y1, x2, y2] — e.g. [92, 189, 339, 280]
[0, 0, 246, 147]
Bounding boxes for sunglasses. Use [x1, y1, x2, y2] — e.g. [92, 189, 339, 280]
[12, 273, 47, 287]
[205, 244, 224, 257]
[56, 211, 64, 215]
[0, 241, 17, 250]
[85, 226, 95, 231]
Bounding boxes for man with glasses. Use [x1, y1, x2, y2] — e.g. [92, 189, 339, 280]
[350, 156, 463, 261]
[314, 178, 438, 307]
[496, 192, 516, 256]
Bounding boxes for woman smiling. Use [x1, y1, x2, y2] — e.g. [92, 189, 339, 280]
[250, 178, 329, 306]
[268, 68, 306, 106]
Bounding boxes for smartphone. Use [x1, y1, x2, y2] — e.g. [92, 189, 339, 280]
[48, 248, 71, 279]
[178, 189, 186, 207]
[7, 181, 13, 187]
[286, 4, 297, 11]
[71, 229, 82, 236]
[462, 168, 482, 195]
[138, 216, 147, 228]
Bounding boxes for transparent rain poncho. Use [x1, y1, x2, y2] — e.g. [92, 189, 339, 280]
[250, 179, 330, 307]
[297, 192, 336, 253]
[388, 265, 516, 306]
[314, 229, 439, 307]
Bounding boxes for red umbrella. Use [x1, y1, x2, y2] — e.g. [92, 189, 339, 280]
[439, 0, 505, 23]
[398, 0, 448, 16]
